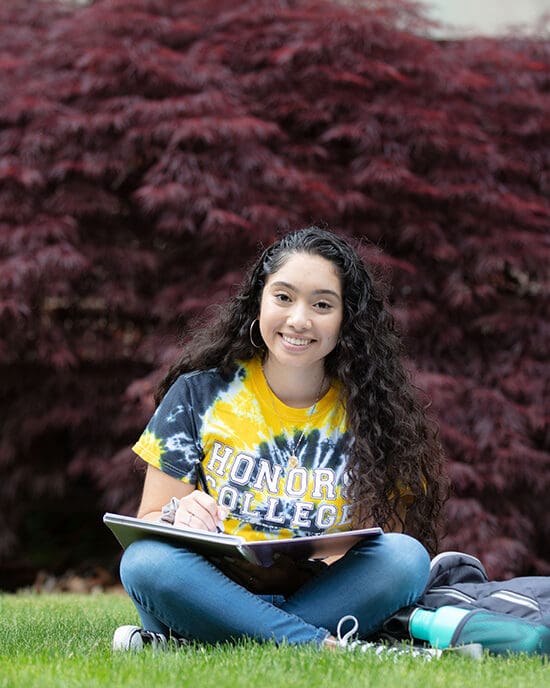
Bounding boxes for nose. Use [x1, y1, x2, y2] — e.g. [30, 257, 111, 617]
[287, 303, 311, 331]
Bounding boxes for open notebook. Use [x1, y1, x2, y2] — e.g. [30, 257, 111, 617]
[104, 512, 383, 567]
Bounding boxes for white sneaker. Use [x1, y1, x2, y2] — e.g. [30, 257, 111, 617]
[112, 625, 188, 651]
[336, 616, 483, 660]
[336, 615, 442, 660]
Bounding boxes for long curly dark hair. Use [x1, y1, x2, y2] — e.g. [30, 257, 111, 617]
[156, 227, 448, 554]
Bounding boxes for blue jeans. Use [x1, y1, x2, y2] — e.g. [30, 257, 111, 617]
[119, 533, 429, 646]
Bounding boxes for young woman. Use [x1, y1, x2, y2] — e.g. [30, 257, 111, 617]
[114, 227, 448, 650]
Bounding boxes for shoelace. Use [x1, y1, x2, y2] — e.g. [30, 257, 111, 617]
[336, 615, 360, 645]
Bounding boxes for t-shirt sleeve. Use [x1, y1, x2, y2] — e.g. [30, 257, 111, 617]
[132, 376, 202, 483]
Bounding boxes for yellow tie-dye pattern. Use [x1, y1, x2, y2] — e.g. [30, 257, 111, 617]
[134, 430, 165, 468]
[197, 358, 351, 541]
[132, 358, 353, 542]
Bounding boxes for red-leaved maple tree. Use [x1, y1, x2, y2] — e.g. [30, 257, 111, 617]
[0, 0, 548, 587]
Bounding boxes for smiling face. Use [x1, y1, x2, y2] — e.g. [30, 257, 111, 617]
[258, 252, 343, 377]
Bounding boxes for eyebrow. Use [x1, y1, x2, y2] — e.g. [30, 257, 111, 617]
[270, 281, 341, 300]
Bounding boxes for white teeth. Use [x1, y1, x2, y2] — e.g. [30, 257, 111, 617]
[282, 335, 311, 346]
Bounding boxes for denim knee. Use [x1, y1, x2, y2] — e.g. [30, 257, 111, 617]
[385, 533, 430, 594]
[352, 532, 430, 596]
[119, 538, 172, 593]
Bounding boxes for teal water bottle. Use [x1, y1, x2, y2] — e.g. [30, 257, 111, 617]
[409, 606, 470, 648]
[453, 610, 550, 656]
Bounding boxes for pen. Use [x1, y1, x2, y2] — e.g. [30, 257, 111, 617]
[194, 460, 224, 533]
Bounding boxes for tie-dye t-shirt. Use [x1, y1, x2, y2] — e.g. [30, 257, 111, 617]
[132, 356, 354, 542]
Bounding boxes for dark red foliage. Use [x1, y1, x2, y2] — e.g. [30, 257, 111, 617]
[1, 0, 548, 587]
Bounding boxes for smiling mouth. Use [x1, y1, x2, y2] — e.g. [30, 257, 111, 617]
[281, 334, 313, 346]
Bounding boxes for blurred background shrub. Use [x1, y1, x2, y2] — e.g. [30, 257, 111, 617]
[0, 0, 548, 588]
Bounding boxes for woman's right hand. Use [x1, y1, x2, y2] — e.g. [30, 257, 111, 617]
[174, 490, 227, 532]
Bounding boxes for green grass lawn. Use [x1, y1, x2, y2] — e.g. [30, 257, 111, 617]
[0, 592, 548, 688]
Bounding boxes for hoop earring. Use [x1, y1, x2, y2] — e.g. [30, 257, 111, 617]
[249, 319, 264, 349]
